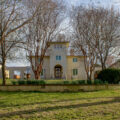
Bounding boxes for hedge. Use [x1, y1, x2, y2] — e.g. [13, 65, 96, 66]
[11, 79, 108, 85]
[97, 68, 120, 84]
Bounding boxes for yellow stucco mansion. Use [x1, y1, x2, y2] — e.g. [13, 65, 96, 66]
[0, 41, 101, 80]
[40, 41, 90, 80]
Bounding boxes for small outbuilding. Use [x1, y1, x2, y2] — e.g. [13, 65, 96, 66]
[109, 59, 120, 69]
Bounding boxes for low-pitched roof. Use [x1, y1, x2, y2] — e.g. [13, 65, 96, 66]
[48, 41, 70, 44]
[109, 59, 120, 68]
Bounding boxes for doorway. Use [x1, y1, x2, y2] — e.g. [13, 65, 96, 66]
[54, 65, 62, 79]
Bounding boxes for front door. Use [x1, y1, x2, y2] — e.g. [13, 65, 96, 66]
[54, 65, 62, 79]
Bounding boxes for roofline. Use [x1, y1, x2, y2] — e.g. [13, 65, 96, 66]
[109, 59, 120, 67]
[31, 55, 84, 57]
[30, 56, 49, 57]
[94, 64, 101, 67]
[48, 41, 70, 44]
[67, 55, 84, 57]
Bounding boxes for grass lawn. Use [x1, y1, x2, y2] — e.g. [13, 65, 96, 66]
[0, 79, 13, 85]
[0, 89, 120, 120]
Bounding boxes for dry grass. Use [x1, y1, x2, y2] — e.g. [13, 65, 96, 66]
[0, 89, 120, 120]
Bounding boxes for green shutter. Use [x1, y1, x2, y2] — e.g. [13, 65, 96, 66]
[73, 69, 75, 75]
[73, 69, 78, 76]
[76, 69, 78, 75]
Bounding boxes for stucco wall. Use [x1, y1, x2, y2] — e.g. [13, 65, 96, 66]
[42, 57, 50, 79]
[0, 85, 119, 92]
[30, 56, 50, 79]
[1, 42, 102, 80]
[67, 56, 87, 80]
[49, 44, 67, 79]
[0, 67, 31, 79]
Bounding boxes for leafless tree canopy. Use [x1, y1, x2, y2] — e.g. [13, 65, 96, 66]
[95, 8, 120, 69]
[71, 6, 120, 80]
[0, 0, 40, 85]
[1, 0, 119, 82]
[24, 0, 64, 79]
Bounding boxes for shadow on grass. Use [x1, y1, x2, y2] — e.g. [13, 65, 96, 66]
[0, 96, 120, 109]
[0, 97, 120, 118]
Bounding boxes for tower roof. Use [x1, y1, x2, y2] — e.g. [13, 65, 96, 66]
[48, 41, 70, 44]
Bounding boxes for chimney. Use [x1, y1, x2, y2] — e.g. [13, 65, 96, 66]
[70, 49, 74, 56]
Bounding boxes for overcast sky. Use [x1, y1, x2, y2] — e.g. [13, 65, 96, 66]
[7, 0, 120, 67]
[65, 0, 120, 7]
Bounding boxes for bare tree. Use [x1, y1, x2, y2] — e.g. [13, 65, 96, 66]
[95, 8, 120, 69]
[71, 6, 99, 80]
[71, 6, 120, 80]
[0, 0, 39, 85]
[24, 0, 63, 79]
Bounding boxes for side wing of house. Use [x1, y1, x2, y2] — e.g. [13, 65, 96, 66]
[67, 56, 87, 80]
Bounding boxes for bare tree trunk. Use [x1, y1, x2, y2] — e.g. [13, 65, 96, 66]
[0, 0, 41, 84]
[1, 40, 6, 85]
[1, 37, 6, 85]
[35, 73, 40, 80]
[88, 76, 91, 81]
[101, 63, 106, 70]
[34, 71, 40, 80]
[34, 64, 42, 80]
[89, 73, 92, 81]
[84, 59, 92, 81]
[86, 72, 92, 81]
[2, 60, 6, 85]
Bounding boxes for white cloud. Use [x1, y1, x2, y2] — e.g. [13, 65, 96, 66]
[65, 0, 120, 9]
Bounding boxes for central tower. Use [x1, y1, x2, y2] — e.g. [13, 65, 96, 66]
[48, 41, 69, 79]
